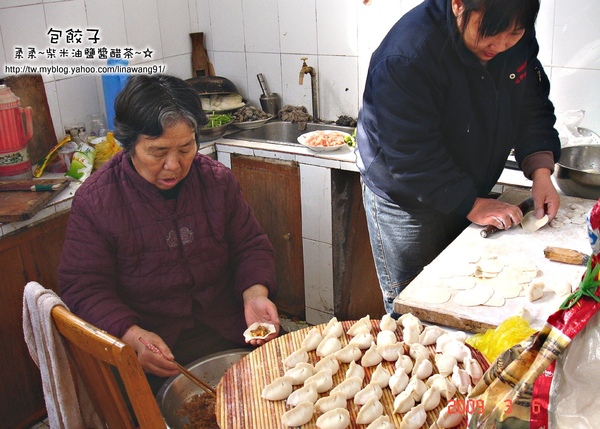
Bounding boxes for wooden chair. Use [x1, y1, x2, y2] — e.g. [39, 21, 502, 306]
[51, 305, 166, 428]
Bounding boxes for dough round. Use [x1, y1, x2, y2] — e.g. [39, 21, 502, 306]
[521, 212, 549, 232]
[453, 284, 493, 307]
[413, 285, 452, 304]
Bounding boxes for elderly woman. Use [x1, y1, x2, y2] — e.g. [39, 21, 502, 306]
[59, 74, 280, 390]
[357, 0, 561, 314]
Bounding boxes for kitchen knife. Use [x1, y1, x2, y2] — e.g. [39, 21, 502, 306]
[544, 246, 589, 266]
[480, 197, 535, 238]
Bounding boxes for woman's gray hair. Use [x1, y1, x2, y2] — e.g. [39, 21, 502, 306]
[113, 74, 207, 154]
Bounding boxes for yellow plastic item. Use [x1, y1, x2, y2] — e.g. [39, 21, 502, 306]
[33, 135, 71, 177]
[93, 132, 122, 171]
[466, 316, 537, 363]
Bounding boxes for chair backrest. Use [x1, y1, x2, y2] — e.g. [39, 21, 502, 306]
[51, 305, 166, 429]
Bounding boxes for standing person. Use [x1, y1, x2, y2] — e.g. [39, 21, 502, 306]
[59, 74, 281, 391]
[356, 0, 561, 315]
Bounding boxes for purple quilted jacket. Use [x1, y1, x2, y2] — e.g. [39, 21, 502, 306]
[58, 151, 277, 347]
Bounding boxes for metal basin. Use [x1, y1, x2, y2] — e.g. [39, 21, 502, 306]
[226, 120, 354, 146]
[156, 349, 249, 429]
[554, 144, 600, 200]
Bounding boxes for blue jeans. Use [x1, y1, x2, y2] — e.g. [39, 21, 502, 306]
[361, 182, 469, 315]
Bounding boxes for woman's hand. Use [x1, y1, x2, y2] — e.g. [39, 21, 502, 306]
[121, 325, 179, 377]
[531, 168, 560, 221]
[467, 197, 524, 230]
[243, 284, 280, 346]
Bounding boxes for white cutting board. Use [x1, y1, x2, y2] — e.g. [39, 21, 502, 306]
[394, 188, 596, 333]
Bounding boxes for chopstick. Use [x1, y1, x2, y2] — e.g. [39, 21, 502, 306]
[139, 337, 216, 397]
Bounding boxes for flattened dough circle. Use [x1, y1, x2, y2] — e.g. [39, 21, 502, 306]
[521, 212, 549, 232]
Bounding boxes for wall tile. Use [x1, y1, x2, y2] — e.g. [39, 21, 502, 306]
[123, 0, 163, 63]
[536, 0, 555, 66]
[211, 50, 248, 97]
[278, 0, 317, 55]
[316, 0, 358, 56]
[55, 74, 100, 126]
[0, 0, 41, 7]
[318, 55, 359, 121]
[157, 0, 193, 58]
[85, 0, 127, 50]
[209, 0, 244, 52]
[0, 4, 47, 74]
[242, 0, 280, 54]
[550, 67, 600, 132]
[357, 0, 403, 57]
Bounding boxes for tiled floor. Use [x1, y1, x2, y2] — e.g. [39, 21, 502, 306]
[29, 314, 310, 428]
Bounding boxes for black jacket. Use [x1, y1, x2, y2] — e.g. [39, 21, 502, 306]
[356, 0, 560, 217]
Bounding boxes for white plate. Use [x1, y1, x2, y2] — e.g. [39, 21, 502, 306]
[232, 115, 274, 130]
[243, 322, 276, 341]
[297, 130, 351, 152]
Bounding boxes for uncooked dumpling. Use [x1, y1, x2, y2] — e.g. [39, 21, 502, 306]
[261, 376, 294, 401]
[330, 376, 363, 399]
[281, 401, 314, 427]
[356, 396, 384, 425]
[369, 363, 391, 388]
[399, 403, 427, 429]
[349, 331, 375, 349]
[304, 369, 334, 393]
[322, 317, 344, 338]
[366, 415, 395, 429]
[283, 346, 309, 368]
[316, 408, 351, 429]
[393, 389, 415, 414]
[302, 327, 323, 351]
[379, 313, 398, 331]
[434, 353, 457, 377]
[317, 335, 343, 357]
[376, 329, 398, 347]
[377, 341, 405, 361]
[334, 343, 362, 363]
[361, 342, 383, 367]
[354, 383, 383, 406]
[315, 354, 340, 376]
[285, 362, 316, 385]
[347, 315, 372, 336]
[286, 382, 318, 406]
[345, 360, 365, 380]
[389, 367, 409, 395]
[421, 385, 441, 411]
[314, 391, 347, 414]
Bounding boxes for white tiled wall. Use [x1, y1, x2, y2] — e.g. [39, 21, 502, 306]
[1, 0, 599, 139]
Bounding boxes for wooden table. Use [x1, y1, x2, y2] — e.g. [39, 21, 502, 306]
[394, 188, 595, 333]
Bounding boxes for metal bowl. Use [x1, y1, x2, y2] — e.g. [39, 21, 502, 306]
[554, 144, 600, 200]
[186, 76, 239, 95]
[156, 349, 250, 429]
[197, 120, 232, 142]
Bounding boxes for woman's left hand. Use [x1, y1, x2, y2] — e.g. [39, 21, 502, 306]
[243, 284, 280, 346]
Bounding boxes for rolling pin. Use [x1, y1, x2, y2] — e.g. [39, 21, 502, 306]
[544, 246, 589, 266]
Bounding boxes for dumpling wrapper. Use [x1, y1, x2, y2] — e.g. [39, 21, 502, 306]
[243, 322, 276, 341]
[521, 212, 549, 232]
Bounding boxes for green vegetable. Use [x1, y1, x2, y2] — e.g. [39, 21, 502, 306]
[203, 112, 233, 129]
[345, 128, 357, 148]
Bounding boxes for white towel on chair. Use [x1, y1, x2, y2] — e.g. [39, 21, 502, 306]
[23, 281, 102, 429]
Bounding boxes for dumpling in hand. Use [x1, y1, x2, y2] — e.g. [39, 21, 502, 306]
[316, 408, 351, 429]
[286, 382, 318, 406]
[330, 376, 363, 399]
[354, 383, 383, 406]
[261, 376, 293, 401]
[356, 396, 384, 425]
[302, 327, 323, 351]
[314, 391, 347, 414]
[281, 401, 314, 427]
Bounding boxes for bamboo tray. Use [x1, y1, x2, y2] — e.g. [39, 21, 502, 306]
[217, 319, 488, 428]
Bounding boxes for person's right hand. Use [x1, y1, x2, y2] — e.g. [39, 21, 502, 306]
[121, 324, 179, 377]
[467, 197, 525, 230]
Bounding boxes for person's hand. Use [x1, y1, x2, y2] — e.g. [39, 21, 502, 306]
[531, 167, 560, 221]
[121, 325, 178, 377]
[243, 284, 280, 346]
[467, 197, 525, 230]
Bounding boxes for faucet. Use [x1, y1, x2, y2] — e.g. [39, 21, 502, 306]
[299, 57, 319, 121]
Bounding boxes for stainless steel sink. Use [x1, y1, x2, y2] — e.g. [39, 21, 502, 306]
[226, 120, 354, 146]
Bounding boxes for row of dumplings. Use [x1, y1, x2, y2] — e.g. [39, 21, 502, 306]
[260, 314, 484, 428]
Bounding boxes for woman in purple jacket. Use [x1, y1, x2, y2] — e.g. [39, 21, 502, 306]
[59, 74, 281, 391]
[357, 0, 561, 315]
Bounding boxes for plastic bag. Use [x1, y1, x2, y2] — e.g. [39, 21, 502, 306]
[556, 109, 600, 147]
[466, 201, 600, 429]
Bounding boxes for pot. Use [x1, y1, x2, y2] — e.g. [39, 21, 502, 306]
[185, 76, 239, 95]
[156, 349, 250, 429]
[554, 144, 600, 200]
